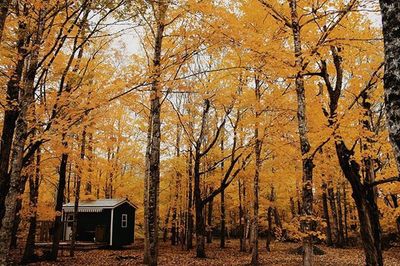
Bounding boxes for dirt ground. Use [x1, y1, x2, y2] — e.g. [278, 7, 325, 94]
[19, 239, 400, 265]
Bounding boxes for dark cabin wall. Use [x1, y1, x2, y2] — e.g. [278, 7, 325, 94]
[63, 210, 111, 243]
[112, 202, 135, 246]
[78, 211, 111, 242]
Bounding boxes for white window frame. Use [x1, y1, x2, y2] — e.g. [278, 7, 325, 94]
[121, 214, 128, 228]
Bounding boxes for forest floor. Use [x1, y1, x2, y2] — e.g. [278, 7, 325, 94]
[16, 239, 400, 265]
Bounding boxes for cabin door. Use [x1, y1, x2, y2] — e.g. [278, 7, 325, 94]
[65, 213, 74, 240]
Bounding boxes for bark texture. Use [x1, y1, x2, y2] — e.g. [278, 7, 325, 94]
[0, 15, 27, 224]
[22, 149, 41, 263]
[379, 0, 400, 173]
[0, 0, 10, 42]
[289, 0, 314, 264]
[143, 2, 167, 265]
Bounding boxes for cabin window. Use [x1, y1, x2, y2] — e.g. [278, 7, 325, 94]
[121, 214, 128, 228]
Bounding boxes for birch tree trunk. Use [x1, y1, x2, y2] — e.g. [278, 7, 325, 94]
[143, 2, 167, 265]
[379, 0, 400, 173]
[288, 1, 314, 265]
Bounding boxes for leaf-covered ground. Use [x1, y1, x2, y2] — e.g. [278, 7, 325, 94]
[26, 239, 400, 265]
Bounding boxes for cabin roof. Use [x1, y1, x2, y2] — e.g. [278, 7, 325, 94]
[63, 198, 137, 213]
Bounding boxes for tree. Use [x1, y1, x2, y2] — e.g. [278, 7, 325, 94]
[379, 1, 400, 173]
[143, 1, 168, 265]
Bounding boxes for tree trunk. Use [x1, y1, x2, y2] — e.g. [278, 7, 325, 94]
[10, 193, 23, 248]
[0, 48, 34, 265]
[379, 0, 400, 173]
[186, 147, 193, 250]
[22, 149, 41, 263]
[336, 189, 345, 247]
[220, 185, 225, 248]
[172, 128, 181, 246]
[251, 78, 262, 266]
[336, 142, 383, 266]
[266, 207, 273, 252]
[85, 132, 93, 194]
[220, 133, 226, 248]
[290, 197, 296, 219]
[194, 146, 206, 257]
[143, 4, 166, 264]
[0, 0, 10, 43]
[70, 129, 86, 257]
[343, 183, 349, 244]
[207, 194, 213, 243]
[0, 16, 27, 224]
[322, 183, 332, 246]
[328, 185, 339, 246]
[289, 1, 314, 265]
[239, 179, 246, 252]
[50, 148, 68, 261]
[171, 206, 177, 245]
[163, 206, 171, 242]
[0, 5, 44, 261]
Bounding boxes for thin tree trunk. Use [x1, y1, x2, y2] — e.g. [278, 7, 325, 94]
[288, 1, 314, 264]
[50, 146, 68, 261]
[239, 179, 246, 252]
[290, 197, 296, 219]
[266, 207, 272, 252]
[85, 132, 93, 194]
[143, 3, 167, 264]
[220, 188, 225, 248]
[343, 183, 349, 244]
[336, 189, 344, 247]
[186, 147, 193, 250]
[322, 183, 332, 246]
[163, 206, 171, 242]
[207, 192, 213, 244]
[194, 148, 206, 258]
[251, 77, 262, 266]
[328, 185, 339, 246]
[70, 129, 86, 257]
[67, 162, 72, 203]
[194, 99, 211, 258]
[219, 129, 226, 248]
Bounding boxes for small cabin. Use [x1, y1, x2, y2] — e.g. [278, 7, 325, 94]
[62, 198, 137, 246]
